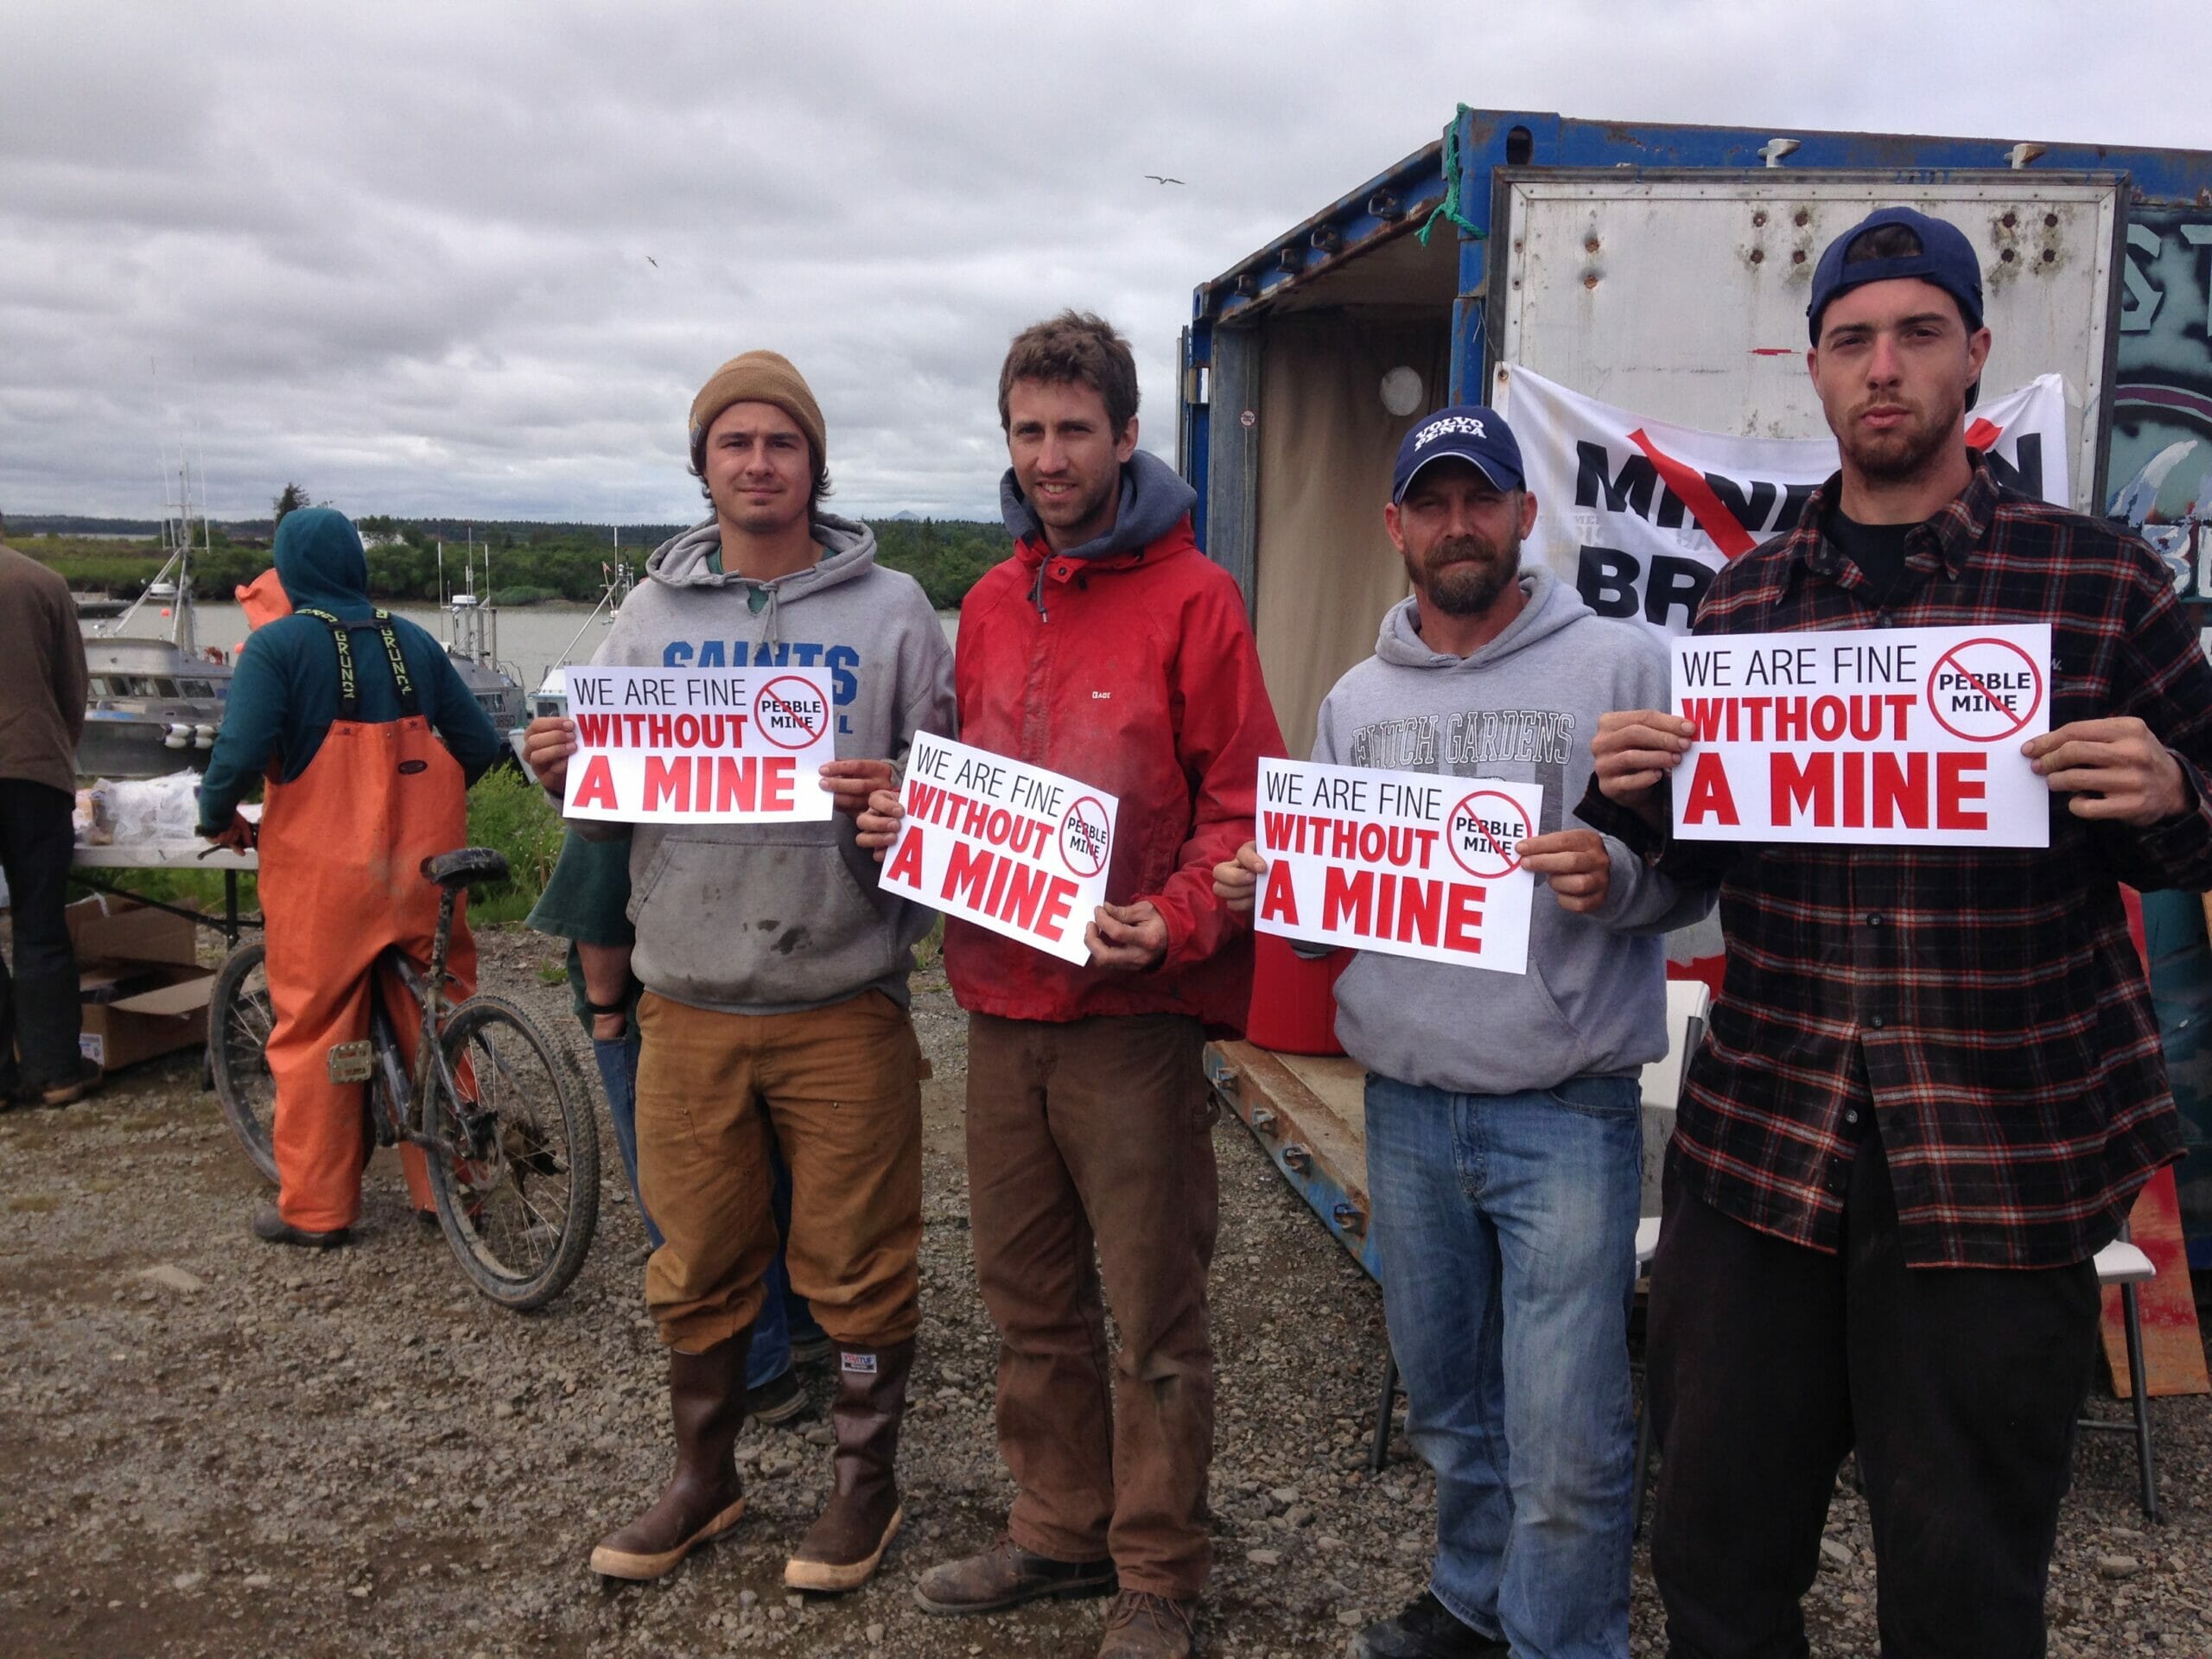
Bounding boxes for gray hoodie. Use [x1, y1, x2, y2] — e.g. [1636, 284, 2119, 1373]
[579, 512, 957, 1014]
[1315, 567, 1710, 1094]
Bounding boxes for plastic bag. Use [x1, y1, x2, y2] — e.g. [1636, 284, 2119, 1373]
[105, 772, 204, 846]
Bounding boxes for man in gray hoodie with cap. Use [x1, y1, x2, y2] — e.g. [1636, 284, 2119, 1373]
[523, 350, 956, 1594]
[1218, 407, 1705, 1659]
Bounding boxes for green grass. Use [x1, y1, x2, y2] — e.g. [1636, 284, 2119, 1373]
[462, 765, 564, 922]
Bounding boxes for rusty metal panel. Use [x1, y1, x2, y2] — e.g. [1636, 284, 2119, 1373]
[1486, 169, 2123, 513]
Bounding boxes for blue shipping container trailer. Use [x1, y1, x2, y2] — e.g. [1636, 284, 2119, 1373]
[1180, 108, 2212, 1269]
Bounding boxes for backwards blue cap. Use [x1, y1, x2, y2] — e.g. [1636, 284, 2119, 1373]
[1808, 206, 1985, 345]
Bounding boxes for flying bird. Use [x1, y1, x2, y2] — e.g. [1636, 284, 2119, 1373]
[1145, 175, 1185, 186]
[645, 255, 659, 268]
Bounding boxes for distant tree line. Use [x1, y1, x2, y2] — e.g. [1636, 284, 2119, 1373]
[20, 513, 1013, 612]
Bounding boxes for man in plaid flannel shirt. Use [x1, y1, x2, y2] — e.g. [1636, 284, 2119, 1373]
[1581, 206, 2212, 1655]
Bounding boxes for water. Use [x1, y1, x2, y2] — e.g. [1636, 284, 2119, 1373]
[111, 601, 959, 690]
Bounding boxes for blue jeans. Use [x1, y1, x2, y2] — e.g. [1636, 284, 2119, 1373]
[1363, 1072, 1642, 1659]
[593, 1034, 823, 1389]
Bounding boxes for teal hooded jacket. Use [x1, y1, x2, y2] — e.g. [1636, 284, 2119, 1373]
[195, 509, 504, 834]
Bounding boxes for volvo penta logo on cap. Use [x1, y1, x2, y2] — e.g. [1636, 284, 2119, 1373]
[1414, 414, 1487, 448]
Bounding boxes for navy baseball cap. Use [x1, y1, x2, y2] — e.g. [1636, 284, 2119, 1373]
[1807, 206, 1985, 344]
[1392, 404, 1525, 502]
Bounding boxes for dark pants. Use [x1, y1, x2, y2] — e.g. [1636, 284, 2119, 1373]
[1649, 1127, 2101, 1659]
[966, 1011, 1219, 1600]
[0, 780, 81, 1093]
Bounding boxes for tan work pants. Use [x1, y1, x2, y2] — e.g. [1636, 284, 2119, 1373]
[966, 1010, 1219, 1599]
[636, 988, 923, 1353]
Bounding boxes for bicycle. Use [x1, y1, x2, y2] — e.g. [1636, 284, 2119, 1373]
[208, 847, 599, 1310]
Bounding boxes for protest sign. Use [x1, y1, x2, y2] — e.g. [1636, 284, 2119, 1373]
[561, 665, 836, 823]
[879, 732, 1118, 965]
[1254, 758, 1539, 975]
[1503, 365, 2069, 641]
[1669, 623, 2052, 848]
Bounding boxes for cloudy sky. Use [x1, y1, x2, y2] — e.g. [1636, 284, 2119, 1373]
[2, 2, 2201, 524]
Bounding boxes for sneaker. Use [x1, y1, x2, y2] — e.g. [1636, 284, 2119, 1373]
[1351, 1591, 1508, 1659]
[914, 1533, 1116, 1615]
[747, 1367, 810, 1427]
[1098, 1590, 1197, 1658]
[789, 1331, 834, 1367]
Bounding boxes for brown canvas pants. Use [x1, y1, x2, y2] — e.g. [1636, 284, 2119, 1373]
[635, 988, 923, 1353]
[966, 1010, 1219, 1599]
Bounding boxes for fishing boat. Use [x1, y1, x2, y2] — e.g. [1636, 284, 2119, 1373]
[436, 536, 528, 741]
[76, 465, 235, 780]
[506, 550, 636, 766]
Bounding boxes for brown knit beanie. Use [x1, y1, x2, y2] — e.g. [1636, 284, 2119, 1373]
[688, 351, 826, 475]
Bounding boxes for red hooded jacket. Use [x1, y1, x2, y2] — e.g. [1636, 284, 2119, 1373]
[944, 477, 1282, 1030]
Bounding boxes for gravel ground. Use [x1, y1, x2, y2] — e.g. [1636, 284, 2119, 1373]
[2, 922, 2209, 1657]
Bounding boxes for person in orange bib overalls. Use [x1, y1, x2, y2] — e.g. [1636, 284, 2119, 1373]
[199, 509, 504, 1248]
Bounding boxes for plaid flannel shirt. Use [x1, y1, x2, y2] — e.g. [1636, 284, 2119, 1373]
[1580, 458, 2211, 1268]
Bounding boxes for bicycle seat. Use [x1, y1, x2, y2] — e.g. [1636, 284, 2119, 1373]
[421, 848, 511, 888]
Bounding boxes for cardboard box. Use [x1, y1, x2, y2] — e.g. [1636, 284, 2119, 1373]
[64, 896, 215, 1072]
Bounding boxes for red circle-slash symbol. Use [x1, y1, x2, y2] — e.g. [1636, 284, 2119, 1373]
[1446, 790, 1529, 880]
[1925, 638, 2043, 742]
[1059, 795, 1110, 878]
[754, 675, 830, 750]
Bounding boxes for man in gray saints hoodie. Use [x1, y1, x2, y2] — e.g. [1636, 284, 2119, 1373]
[1218, 408, 1707, 1659]
[523, 352, 956, 1595]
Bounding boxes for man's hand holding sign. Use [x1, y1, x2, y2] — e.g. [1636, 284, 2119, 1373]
[860, 732, 1125, 968]
[1592, 627, 2194, 836]
[1211, 761, 1607, 975]
[521, 667, 884, 823]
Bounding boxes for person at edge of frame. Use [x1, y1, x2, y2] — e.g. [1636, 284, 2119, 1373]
[520, 349, 956, 1595]
[524, 825, 830, 1425]
[1214, 404, 1710, 1659]
[858, 310, 1283, 1659]
[1582, 205, 2212, 1656]
[0, 511, 101, 1109]
[197, 506, 504, 1249]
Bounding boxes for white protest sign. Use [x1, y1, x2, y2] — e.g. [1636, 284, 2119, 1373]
[1669, 624, 2052, 848]
[880, 732, 1117, 965]
[1254, 758, 1539, 975]
[561, 665, 836, 823]
[1504, 365, 2070, 639]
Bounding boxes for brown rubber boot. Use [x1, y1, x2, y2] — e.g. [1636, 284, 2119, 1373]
[783, 1338, 914, 1592]
[590, 1331, 750, 1580]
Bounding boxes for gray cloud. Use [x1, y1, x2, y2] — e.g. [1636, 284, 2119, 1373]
[3, 0, 2202, 522]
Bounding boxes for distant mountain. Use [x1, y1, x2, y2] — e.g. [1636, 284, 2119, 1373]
[9, 515, 167, 536]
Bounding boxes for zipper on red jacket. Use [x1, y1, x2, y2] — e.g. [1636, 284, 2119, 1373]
[1018, 541, 1056, 763]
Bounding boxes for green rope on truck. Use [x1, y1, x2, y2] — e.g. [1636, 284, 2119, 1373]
[1417, 104, 1486, 247]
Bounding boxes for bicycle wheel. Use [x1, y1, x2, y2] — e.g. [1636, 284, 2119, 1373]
[425, 994, 599, 1311]
[207, 941, 280, 1185]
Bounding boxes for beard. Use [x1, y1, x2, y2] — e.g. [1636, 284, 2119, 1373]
[1839, 393, 1961, 483]
[1413, 531, 1521, 617]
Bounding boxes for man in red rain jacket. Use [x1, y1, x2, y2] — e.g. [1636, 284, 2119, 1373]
[863, 311, 1281, 1659]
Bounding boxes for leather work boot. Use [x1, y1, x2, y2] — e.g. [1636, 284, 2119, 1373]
[35, 1057, 103, 1109]
[784, 1338, 915, 1592]
[1097, 1590, 1198, 1658]
[590, 1332, 750, 1580]
[251, 1205, 349, 1249]
[912, 1533, 1117, 1614]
